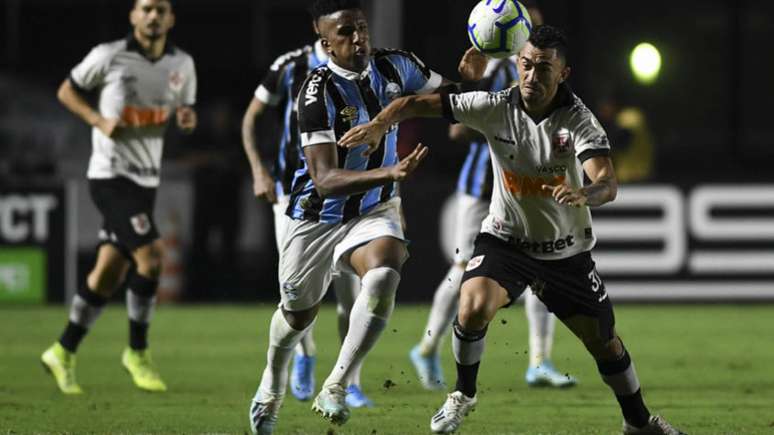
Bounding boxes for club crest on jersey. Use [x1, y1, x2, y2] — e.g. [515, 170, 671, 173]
[130, 213, 152, 235]
[551, 128, 573, 158]
[385, 82, 402, 101]
[340, 106, 359, 124]
[168, 71, 185, 93]
[466, 255, 485, 272]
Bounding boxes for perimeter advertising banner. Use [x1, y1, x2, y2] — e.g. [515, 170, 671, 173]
[0, 186, 67, 303]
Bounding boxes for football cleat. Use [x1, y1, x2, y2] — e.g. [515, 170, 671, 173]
[41, 342, 83, 395]
[312, 383, 350, 425]
[121, 348, 167, 392]
[525, 360, 577, 388]
[410, 344, 446, 390]
[249, 389, 283, 435]
[430, 391, 477, 434]
[345, 384, 374, 408]
[623, 415, 686, 435]
[289, 354, 316, 401]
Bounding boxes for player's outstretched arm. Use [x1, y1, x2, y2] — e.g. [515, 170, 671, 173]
[176, 106, 197, 134]
[57, 79, 124, 138]
[338, 94, 443, 155]
[541, 156, 618, 207]
[241, 97, 277, 204]
[306, 142, 428, 197]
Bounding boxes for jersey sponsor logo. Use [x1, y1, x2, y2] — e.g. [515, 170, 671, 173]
[513, 235, 575, 255]
[304, 74, 324, 106]
[385, 82, 402, 101]
[121, 106, 169, 127]
[536, 164, 567, 174]
[340, 106, 359, 124]
[168, 71, 184, 93]
[551, 128, 573, 158]
[503, 170, 566, 198]
[587, 134, 610, 147]
[130, 213, 152, 236]
[466, 255, 485, 271]
[270, 48, 305, 72]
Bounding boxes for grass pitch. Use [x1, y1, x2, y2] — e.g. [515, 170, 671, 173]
[1, 303, 773, 434]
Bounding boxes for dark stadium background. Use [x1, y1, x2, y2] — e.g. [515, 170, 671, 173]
[1, 0, 773, 304]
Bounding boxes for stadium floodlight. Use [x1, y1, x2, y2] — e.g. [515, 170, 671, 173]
[630, 42, 661, 85]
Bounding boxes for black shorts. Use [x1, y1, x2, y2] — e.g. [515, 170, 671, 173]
[88, 177, 159, 255]
[462, 233, 615, 340]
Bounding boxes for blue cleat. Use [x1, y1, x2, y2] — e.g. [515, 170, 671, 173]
[290, 354, 316, 401]
[345, 384, 374, 408]
[525, 360, 577, 388]
[410, 344, 446, 390]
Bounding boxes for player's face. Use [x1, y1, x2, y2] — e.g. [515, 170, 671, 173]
[517, 43, 570, 108]
[130, 0, 175, 41]
[318, 9, 371, 73]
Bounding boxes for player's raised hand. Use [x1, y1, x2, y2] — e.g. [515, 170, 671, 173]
[252, 168, 277, 204]
[95, 117, 126, 138]
[176, 106, 197, 133]
[458, 47, 488, 82]
[389, 143, 429, 181]
[541, 183, 588, 207]
[339, 120, 390, 156]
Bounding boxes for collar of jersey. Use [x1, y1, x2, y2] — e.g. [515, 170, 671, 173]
[327, 59, 372, 81]
[313, 40, 329, 64]
[125, 33, 175, 61]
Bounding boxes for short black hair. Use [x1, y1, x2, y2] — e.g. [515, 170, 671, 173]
[132, 0, 174, 9]
[527, 25, 569, 63]
[309, 0, 362, 20]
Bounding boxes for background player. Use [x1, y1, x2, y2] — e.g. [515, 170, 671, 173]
[240, 21, 371, 407]
[41, 0, 196, 394]
[340, 25, 684, 435]
[410, 4, 576, 392]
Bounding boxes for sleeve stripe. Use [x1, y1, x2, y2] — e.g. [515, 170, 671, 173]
[255, 85, 281, 106]
[441, 91, 458, 124]
[416, 70, 443, 95]
[301, 130, 336, 147]
[577, 148, 610, 162]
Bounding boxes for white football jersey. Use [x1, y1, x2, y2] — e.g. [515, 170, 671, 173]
[70, 37, 197, 187]
[444, 84, 611, 260]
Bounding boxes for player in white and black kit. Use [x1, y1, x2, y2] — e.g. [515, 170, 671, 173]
[340, 26, 684, 435]
[41, 0, 196, 395]
[240, 27, 372, 407]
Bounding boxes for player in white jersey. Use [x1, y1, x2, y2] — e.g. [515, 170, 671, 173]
[41, 0, 196, 395]
[340, 25, 684, 435]
[241, 31, 372, 407]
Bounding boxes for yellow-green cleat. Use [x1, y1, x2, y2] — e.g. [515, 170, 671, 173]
[121, 348, 167, 392]
[41, 342, 83, 395]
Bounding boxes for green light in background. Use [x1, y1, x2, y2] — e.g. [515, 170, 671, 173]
[630, 42, 661, 85]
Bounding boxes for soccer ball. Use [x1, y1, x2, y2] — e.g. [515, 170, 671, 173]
[467, 0, 532, 59]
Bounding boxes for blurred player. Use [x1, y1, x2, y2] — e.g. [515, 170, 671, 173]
[41, 0, 196, 394]
[240, 24, 371, 407]
[246, 0, 460, 432]
[410, 4, 577, 392]
[340, 25, 684, 435]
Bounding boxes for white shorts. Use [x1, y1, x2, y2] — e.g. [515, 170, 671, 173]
[453, 193, 489, 264]
[273, 195, 290, 250]
[277, 197, 406, 311]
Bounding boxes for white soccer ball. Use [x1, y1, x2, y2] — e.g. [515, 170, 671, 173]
[468, 0, 532, 59]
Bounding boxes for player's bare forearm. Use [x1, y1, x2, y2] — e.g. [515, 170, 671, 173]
[240, 98, 270, 177]
[57, 79, 101, 127]
[312, 166, 394, 198]
[581, 156, 618, 206]
[374, 94, 443, 127]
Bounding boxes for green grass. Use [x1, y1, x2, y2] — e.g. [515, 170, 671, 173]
[1, 304, 773, 434]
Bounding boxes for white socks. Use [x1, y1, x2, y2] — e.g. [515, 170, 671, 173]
[69, 293, 105, 328]
[525, 290, 555, 367]
[419, 264, 464, 356]
[126, 290, 156, 324]
[295, 330, 317, 357]
[259, 309, 314, 396]
[323, 267, 400, 388]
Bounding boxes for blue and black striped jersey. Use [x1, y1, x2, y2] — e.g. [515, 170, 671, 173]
[291, 49, 442, 224]
[456, 59, 519, 199]
[254, 41, 328, 197]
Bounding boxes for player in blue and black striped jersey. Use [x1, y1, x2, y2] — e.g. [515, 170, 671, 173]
[410, 54, 578, 393]
[241, 21, 373, 409]
[247, 0, 474, 432]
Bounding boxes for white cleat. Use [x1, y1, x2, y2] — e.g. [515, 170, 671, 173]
[430, 391, 477, 434]
[623, 415, 686, 435]
[312, 383, 350, 425]
[248, 389, 283, 435]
